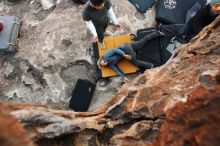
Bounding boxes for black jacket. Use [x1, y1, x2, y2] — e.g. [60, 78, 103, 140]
[179, 5, 218, 42]
[180, 5, 218, 38]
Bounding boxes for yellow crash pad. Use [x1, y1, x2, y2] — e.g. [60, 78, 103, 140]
[98, 34, 138, 78]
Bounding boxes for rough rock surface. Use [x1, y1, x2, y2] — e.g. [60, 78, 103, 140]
[0, 103, 34, 146]
[0, 0, 220, 146]
[0, 14, 219, 146]
[150, 85, 220, 146]
[0, 0, 156, 110]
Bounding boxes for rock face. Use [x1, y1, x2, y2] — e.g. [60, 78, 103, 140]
[0, 0, 156, 110]
[0, 103, 34, 146]
[0, 1, 220, 146]
[150, 85, 220, 146]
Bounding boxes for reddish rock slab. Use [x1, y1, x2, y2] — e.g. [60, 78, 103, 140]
[0, 103, 34, 146]
[150, 85, 220, 146]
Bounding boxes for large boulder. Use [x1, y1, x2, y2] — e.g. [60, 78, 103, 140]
[0, 0, 156, 110]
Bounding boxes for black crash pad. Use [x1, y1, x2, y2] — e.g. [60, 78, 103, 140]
[136, 24, 185, 67]
[155, 0, 207, 24]
[69, 79, 96, 112]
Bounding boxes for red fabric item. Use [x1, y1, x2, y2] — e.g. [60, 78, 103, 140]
[0, 22, 3, 32]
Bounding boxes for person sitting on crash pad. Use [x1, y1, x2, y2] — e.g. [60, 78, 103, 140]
[175, 0, 220, 41]
[97, 31, 165, 81]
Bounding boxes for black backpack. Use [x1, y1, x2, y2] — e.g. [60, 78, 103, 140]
[72, 0, 88, 4]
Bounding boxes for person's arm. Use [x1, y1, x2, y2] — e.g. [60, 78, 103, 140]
[109, 64, 126, 78]
[82, 7, 98, 42]
[112, 48, 131, 60]
[107, 7, 119, 25]
[193, 12, 205, 34]
[84, 20, 97, 37]
[104, 48, 131, 60]
[183, 7, 205, 35]
[176, 7, 204, 39]
[111, 48, 125, 56]
[104, 48, 125, 58]
[189, 10, 204, 34]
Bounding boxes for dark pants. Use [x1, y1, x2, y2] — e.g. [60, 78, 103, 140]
[121, 31, 161, 69]
[94, 21, 108, 43]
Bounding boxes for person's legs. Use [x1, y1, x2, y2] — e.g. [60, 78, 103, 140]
[134, 60, 154, 69]
[103, 22, 108, 34]
[95, 22, 108, 48]
[98, 21, 109, 42]
[96, 25, 105, 43]
[130, 31, 165, 51]
[122, 44, 154, 69]
[121, 44, 136, 59]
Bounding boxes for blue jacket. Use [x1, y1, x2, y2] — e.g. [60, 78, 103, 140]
[103, 47, 126, 77]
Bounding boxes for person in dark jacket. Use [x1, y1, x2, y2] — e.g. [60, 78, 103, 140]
[177, 0, 220, 40]
[97, 31, 165, 81]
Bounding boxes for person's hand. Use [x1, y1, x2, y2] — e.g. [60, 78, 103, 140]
[114, 23, 121, 30]
[93, 36, 98, 43]
[124, 54, 132, 60]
